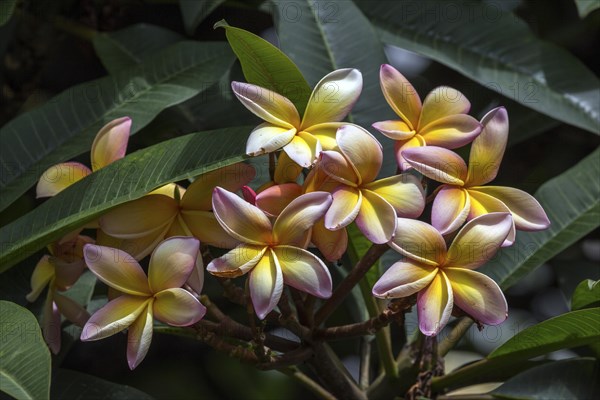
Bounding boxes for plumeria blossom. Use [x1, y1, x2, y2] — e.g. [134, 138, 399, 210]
[26, 235, 93, 353]
[373, 64, 482, 170]
[98, 164, 255, 259]
[81, 237, 206, 369]
[318, 124, 425, 244]
[373, 213, 512, 336]
[232, 69, 363, 167]
[402, 107, 550, 244]
[207, 188, 333, 319]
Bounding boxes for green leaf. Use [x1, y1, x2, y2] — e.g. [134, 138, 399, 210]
[180, 0, 225, 35]
[571, 279, 600, 310]
[479, 147, 600, 290]
[574, 0, 600, 18]
[489, 308, 600, 360]
[0, 0, 17, 26]
[492, 358, 600, 400]
[0, 126, 252, 273]
[93, 23, 184, 74]
[0, 41, 235, 212]
[0, 301, 51, 400]
[358, 0, 600, 134]
[214, 20, 311, 114]
[51, 369, 154, 399]
[347, 224, 380, 290]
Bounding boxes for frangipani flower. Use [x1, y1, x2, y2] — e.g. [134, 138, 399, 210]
[81, 237, 206, 369]
[319, 125, 425, 244]
[36, 117, 131, 197]
[26, 235, 93, 353]
[373, 213, 512, 336]
[232, 69, 363, 167]
[373, 64, 482, 170]
[99, 164, 255, 259]
[402, 107, 550, 244]
[207, 188, 333, 319]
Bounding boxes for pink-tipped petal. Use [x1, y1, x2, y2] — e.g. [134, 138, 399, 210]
[419, 114, 482, 148]
[311, 219, 348, 262]
[389, 218, 446, 266]
[402, 146, 468, 185]
[282, 131, 322, 168]
[301, 69, 363, 128]
[446, 213, 513, 269]
[355, 190, 397, 244]
[53, 292, 90, 327]
[148, 237, 199, 293]
[180, 210, 240, 249]
[466, 107, 508, 186]
[232, 81, 300, 128]
[91, 117, 131, 171]
[83, 244, 150, 296]
[274, 245, 332, 298]
[206, 244, 266, 278]
[186, 253, 204, 295]
[324, 186, 362, 230]
[249, 249, 284, 320]
[319, 150, 360, 186]
[42, 291, 61, 354]
[246, 123, 297, 156]
[418, 86, 471, 129]
[127, 302, 153, 370]
[417, 271, 453, 336]
[336, 125, 383, 184]
[364, 173, 425, 218]
[256, 183, 303, 217]
[379, 64, 421, 129]
[26, 255, 55, 302]
[466, 189, 516, 247]
[212, 187, 272, 245]
[36, 162, 91, 198]
[81, 296, 150, 341]
[432, 186, 471, 235]
[372, 120, 416, 141]
[273, 191, 333, 247]
[395, 135, 426, 171]
[372, 260, 438, 298]
[445, 267, 508, 325]
[154, 288, 206, 326]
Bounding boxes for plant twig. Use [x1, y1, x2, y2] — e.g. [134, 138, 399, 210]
[359, 337, 371, 390]
[438, 317, 474, 357]
[282, 367, 337, 400]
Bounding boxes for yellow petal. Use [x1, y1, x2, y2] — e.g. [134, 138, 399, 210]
[395, 135, 426, 171]
[418, 86, 470, 129]
[126, 301, 154, 370]
[36, 162, 91, 198]
[90, 117, 131, 171]
[379, 64, 421, 130]
[274, 245, 332, 298]
[96, 228, 168, 261]
[319, 150, 360, 187]
[336, 125, 382, 184]
[26, 255, 55, 302]
[246, 123, 297, 156]
[372, 120, 415, 141]
[363, 173, 425, 218]
[417, 271, 453, 336]
[274, 151, 303, 183]
[273, 191, 332, 247]
[402, 146, 467, 185]
[81, 296, 150, 341]
[324, 186, 362, 230]
[148, 237, 199, 293]
[311, 219, 347, 262]
[372, 260, 438, 298]
[249, 249, 284, 320]
[153, 288, 206, 326]
[283, 130, 321, 168]
[419, 114, 482, 148]
[389, 218, 445, 266]
[207, 244, 266, 278]
[303, 122, 346, 151]
[147, 183, 180, 198]
[355, 189, 397, 244]
[180, 210, 240, 248]
[232, 81, 300, 128]
[467, 189, 516, 247]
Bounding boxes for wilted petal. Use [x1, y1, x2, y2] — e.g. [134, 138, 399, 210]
[186, 253, 204, 295]
[232, 81, 300, 128]
[148, 237, 199, 293]
[81, 296, 150, 341]
[212, 187, 272, 245]
[395, 135, 426, 171]
[36, 162, 91, 198]
[418, 86, 470, 129]
[207, 244, 266, 278]
[324, 186, 362, 230]
[446, 213, 513, 269]
[432, 186, 470, 235]
[445, 267, 507, 325]
[419, 114, 482, 148]
[154, 288, 206, 326]
[283, 131, 321, 168]
[274, 246, 332, 298]
[91, 117, 131, 170]
[372, 120, 415, 140]
[355, 190, 397, 244]
[301, 68, 362, 128]
[127, 302, 153, 370]
[320, 150, 359, 186]
[249, 249, 284, 320]
[52, 259, 85, 290]
[100, 194, 177, 239]
[379, 64, 421, 129]
[402, 146, 467, 185]
[274, 191, 332, 246]
[467, 189, 516, 247]
[336, 125, 382, 184]
[256, 183, 302, 217]
[274, 151, 303, 183]
[83, 244, 150, 296]
[303, 122, 345, 151]
[372, 260, 438, 298]
[246, 123, 297, 156]
[389, 219, 446, 266]
[26, 255, 55, 302]
[242, 185, 257, 204]
[180, 210, 240, 249]
[311, 219, 348, 262]
[363, 173, 425, 218]
[54, 292, 90, 327]
[465, 107, 508, 186]
[417, 271, 453, 336]
[42, 292, 61, 354]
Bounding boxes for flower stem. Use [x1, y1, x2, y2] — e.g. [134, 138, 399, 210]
[438, 317, 473, 357]
[282, 367, 337, 400]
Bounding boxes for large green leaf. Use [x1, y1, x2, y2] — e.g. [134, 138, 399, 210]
[0, 0, 16, 27]
[575, 0, 600, 18]
[571, 279, 600, 310]
[358, 0, 600, 134]
[0, 126, 252, 273]
[51, 369, 154, 399]
[0, 41, 235, 212]
[492, 358, 600, 400]
[215, 20, 311, 114]
[179, 0, 225, 35]
[0, 301, 51, 400]
[479, 147, 600, 289]
[489, 308, 600, 360]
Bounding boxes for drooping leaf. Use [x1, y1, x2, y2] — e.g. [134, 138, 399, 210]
[0, 301, 51, 400]
[574, 0, 600, 18]
[0, 126, 252, 273]
[358, 0, 600, 134]
[0, 41, 235, 212]
[571, 279, 600, 310]
[51, 369, 154, 400]
[93, 23, 184, 74]
[214, 20, 311, 114]
[479, 147, 600, 289]
[180, 0, 225, 35]
[0, 0, 17, 26]
[492, 358, 600, 400]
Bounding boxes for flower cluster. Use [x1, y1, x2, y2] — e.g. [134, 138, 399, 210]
[29, 64, 549, 368]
